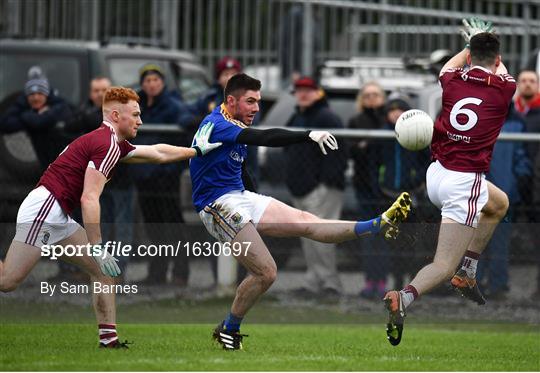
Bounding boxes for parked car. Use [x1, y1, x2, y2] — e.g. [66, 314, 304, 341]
[0, 38, 210, 228]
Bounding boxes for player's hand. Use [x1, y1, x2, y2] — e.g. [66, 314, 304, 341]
[460, 17, 494, 43]
[91, 244, 121, 277]
[309, 131, 338, 155]
[192, 122, 222, 156]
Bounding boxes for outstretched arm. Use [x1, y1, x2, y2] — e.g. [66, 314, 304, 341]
[237, 128, 338, 155]
[122, 144, 196, 164]
[122, 122, 222, 163]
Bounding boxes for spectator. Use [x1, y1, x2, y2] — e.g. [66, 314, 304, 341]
[515, 69, 540, 297]
[515, 70, 540, 208]
[188, 57, 242, 119]
[134, 64, 194, 286]
[284, 77, 348, 299]
[348, 82, 386, 212]
[0, 66, 72, 171]
[478, 104, 531, 299]
[65, 76, 111, 135]
[348, 82, 387, 298]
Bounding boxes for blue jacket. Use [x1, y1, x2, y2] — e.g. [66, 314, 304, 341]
[0, 91, 73, 171]
[133, 88, 189, 180]
[487, 106, 531, 203]
[187, 83, 224, 118]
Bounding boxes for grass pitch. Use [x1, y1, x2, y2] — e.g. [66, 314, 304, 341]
[1, 323, 538, 371]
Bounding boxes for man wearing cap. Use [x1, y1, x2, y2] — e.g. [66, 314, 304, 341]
[134, 63, 194, 286]
[0, 66, 73, 171]
[188, 57, 242, 118]
[284, 76, 349, 299]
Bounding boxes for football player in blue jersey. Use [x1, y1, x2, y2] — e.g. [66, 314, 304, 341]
[190, 73, 411, 350]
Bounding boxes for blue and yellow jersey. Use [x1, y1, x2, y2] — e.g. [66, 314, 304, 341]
[190, 104, 248, 212]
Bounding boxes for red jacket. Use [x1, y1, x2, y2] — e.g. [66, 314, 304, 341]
[515, 93, 540, 114]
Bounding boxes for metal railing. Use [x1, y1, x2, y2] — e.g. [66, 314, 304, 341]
[1, 0, 537, 83]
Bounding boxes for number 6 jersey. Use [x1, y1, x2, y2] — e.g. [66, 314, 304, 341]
[431, 65, 516, 172]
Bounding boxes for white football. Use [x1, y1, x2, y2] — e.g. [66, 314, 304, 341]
[395, 109, 434, 151]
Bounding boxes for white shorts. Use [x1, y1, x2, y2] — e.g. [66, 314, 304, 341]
[14, 186, 81, 247]
[199, 190, 273, 242]
[426, 161, 488, 228]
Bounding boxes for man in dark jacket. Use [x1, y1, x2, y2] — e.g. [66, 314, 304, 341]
[0, 66, 72, 171]
[189, 57, 241, 118]
[134, 64, 194, 286]
[477, 104, 531, 299]
[348, 81, 387, 210]
[65, 76, 111, 136]
[515, 69, 540, 297]
[284, 77, 348, 297]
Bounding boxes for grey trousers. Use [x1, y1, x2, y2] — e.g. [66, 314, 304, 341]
[292, 184, 344, 292]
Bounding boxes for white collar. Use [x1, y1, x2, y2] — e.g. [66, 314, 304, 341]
[102, 121, 119, 141]
[469, 65, 493, 74]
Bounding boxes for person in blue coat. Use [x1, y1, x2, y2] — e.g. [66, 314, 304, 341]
[0, 66, 73, 171]
[133, 64, 195, 286]
[477, 104, 531, 299]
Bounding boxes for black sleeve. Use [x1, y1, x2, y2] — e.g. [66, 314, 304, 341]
[241, 162, 257, 192]
[236, 127, 310, 147]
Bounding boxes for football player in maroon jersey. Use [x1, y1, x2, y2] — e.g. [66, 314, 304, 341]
[0, 87, 220, 348]
[383, 19, 516, 346]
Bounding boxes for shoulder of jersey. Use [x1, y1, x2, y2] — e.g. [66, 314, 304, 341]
[498, 73, 516, 83]
[214, 105, 247, 129]
[85, 125, 119, 147]
[445, 67, 463, 73]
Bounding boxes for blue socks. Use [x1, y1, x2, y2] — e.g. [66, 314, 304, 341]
[224, 312, 243, 332]
[354, 216, 382, 237]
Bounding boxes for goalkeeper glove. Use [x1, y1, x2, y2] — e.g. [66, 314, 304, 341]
[91, 244, 121, 277]
[460, 17, 495, 44]
[309, 131, 339, 155]
[192, 122, 222, 156]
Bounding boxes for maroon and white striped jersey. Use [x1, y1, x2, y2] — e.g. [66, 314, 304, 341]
[37, 122, 135, 215]
[431, 66, 516, 173]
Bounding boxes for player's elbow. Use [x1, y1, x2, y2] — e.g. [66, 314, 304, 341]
[80, 193, 99, 208]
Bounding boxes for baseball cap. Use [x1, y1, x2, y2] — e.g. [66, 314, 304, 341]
[293, 76, 319, 91]
[215, 57, 242, 78]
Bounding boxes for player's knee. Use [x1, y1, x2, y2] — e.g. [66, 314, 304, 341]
[495, 193, 509, 219]
[485, 189, 509, 219]
[0, 278, 19, 293]
[260, 265, 277, 288]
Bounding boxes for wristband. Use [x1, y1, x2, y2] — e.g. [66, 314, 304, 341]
[192, 146, 203, 157]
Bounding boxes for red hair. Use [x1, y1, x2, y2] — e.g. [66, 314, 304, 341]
[103, 87, 139, 105]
